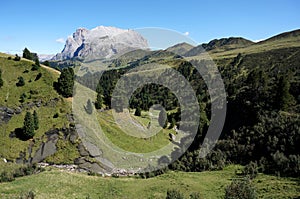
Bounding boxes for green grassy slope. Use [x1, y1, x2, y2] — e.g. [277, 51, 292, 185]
[97, 109, 172, 153]
[187, 29, 300, 60]
[0, 55, 74, 161]
[0, 165, 298, 199]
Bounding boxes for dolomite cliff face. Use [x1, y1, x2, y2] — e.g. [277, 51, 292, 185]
[53, 26, 148, 60]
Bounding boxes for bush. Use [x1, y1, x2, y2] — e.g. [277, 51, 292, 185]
[20, 93, 27, 103]
[43, 60, 50, 66]
[242, 162, 258, 179]
[0, 171, 15, 182]
[166, 189, 184, 199]
[30, 89, 39, 95]
[31, 64, 40, 71]
[225, 178, 257, 199]
[14, 54, 21, 61]
[53, 113, 59, 118]
[16, 76, 25, 86]
[19, 190, 35, 199]
[190, 192, 201, 199]
[35, 72, 42, 81]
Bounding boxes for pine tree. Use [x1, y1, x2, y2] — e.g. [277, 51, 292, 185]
[275, 76, 295, 111]
[134, 107, 141, 116]
[0, 69, 3, 88]
[95, 92, 103, 109]
[23, 112, 35, 139]
[33, 110, 39, 130]
[23, 48, 32, 60]
[56, 68, 74, 97]
[95, 83, 104, 109]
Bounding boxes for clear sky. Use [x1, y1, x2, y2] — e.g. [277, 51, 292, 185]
[1, 0, 299, 54]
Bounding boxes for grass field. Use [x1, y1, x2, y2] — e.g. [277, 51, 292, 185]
[0, 165, 299, 199]
[97, 109, 173, 153]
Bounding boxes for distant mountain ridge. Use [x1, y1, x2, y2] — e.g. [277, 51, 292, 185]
[258, 29, 300, 43]
[52, 28, 300, 62]
[166, 42, 194, 56]
[184, 37, 254, 57]
[52, 26, 148, 60]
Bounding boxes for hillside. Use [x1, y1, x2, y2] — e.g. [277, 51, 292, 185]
[187, 29, 300, 59]
[0, 54, 78, 163]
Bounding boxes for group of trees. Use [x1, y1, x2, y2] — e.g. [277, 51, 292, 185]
[16, 111, 39, 140]
[23, 48, 41, 70]
[23, 48, 38, 62]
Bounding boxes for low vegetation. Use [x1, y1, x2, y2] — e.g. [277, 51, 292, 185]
[0, 165, 298, 199]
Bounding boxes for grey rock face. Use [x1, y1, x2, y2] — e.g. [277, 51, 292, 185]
[53, 26, 148, 60]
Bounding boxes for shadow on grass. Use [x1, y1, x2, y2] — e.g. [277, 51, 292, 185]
[11, 127, 32, 141]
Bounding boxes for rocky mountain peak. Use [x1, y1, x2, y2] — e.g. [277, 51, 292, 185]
[53, 26, 148, 60]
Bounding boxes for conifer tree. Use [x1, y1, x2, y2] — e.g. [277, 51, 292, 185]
[56, 68, 74, 97]
[23, 112, 35, 139]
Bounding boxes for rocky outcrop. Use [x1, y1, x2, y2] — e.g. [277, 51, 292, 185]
[30, 129, 59, 164]
[53, 26, 148, 60]
[0, 106, 22, 124]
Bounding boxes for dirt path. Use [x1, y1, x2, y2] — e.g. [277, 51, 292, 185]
[40, 64, 61, 75]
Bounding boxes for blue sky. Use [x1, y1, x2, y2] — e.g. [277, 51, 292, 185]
[0, 0, 299, 54]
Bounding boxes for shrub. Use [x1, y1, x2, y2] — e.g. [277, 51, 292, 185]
[43, 60, 50, 66]
[190, 192, 202, 199]
[19, 190, 35, 199]
[20, 93, 27, 103]
[166, 189, 184, 199]
[225, 178, 257, 199]
[53, 113, 59, 118]
[242, 162, 258, 179]
[14, 54, 21, 61]
[16, 76, 25, 86]
[0, 171, 14, 182]
[31, 64, 39, 71]
[35, 72, 42, 81]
